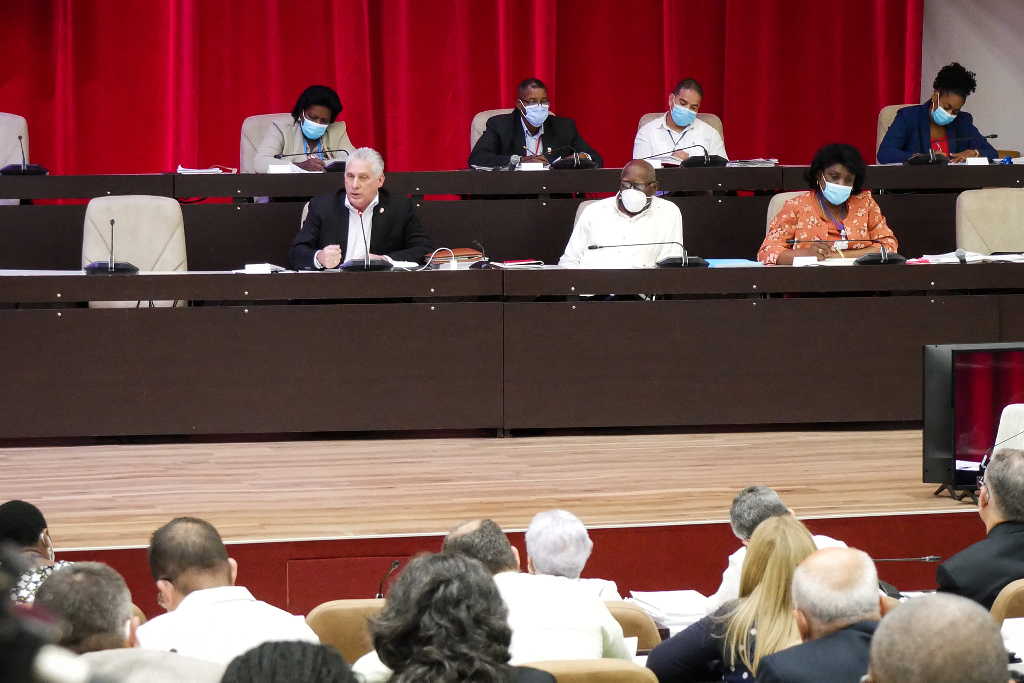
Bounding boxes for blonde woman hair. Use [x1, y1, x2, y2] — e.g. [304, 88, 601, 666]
[721, 514, 816, 674]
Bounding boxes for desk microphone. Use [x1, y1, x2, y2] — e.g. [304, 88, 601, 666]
[273, 149, 351, 160]
[872, 555, 942, 563]
[375, 560, 401, 599]
[904, 134, 998, 165]
[639, 144, 727, 168]
[0, 135, 48, 175]
[786, 238, 906, 265]
[588, 241, 707, 268]
[340, 206, 390, 271]
[84, 219, 139, 275]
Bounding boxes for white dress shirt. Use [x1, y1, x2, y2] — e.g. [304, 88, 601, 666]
[575, 577, 623, 601]
[135, 586, 319, 665]
[521, 118, 545, 157]
[632, 113, 728, 167]
[704, 534, 848, 613]
[352, 571, 629, 682]
[558, 195, 683, 268]
[314, 192, 380, 268]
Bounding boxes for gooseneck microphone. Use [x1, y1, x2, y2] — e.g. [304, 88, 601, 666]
[0, 135, 48, 175]
[786, 238, 906, 265]
[588, 241, 707, 268]
[639, 144, 726, 167]
[340, 202, 390, 271]
[905, 134, 998, 165]
[872, 555, 942, 563]
[84, 218, 139, 274]
[376, 560, 401, 599]
[273, 149, 351, 160]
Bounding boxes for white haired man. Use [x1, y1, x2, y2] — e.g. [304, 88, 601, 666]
[757, 547, 888, 683]
[705, 486, 846, 613]
[938, 448, 1024, 609]
[525, 509, 621, 600]
[863, 593, 1011, 683]
[288, 147, 433, 269]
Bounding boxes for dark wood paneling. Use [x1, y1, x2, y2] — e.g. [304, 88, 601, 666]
[783, 164, 1024, 191]
[874, 193, 958, 258]
[0, 174, 173, 198]
[502, 296, 1000, 429]
[0, 205, 86, 269]
[181, 202, 304, 271]
[671, 196, 771, 259]
[0, 303, 502, 438]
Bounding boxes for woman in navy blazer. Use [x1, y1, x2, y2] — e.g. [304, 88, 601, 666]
[878, 62, 997, 164]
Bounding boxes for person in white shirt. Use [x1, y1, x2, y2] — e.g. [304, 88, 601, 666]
[558, 159, 683, 268]
[525, 509, 622, 601]
[632, 78, 727, 167]
[353, 518, 629, 682]
[135, 517, 318, 665]
[705, 486, 847, 614]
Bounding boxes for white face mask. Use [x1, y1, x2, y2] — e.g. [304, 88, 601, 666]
[619, 188, 651, 214]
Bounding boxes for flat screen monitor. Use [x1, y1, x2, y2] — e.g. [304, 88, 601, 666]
[923, 343, 1024, 488]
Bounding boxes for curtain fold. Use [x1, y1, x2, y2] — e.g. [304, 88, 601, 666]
[0, 0, 922, 174]
[954, 351, 1024, 462]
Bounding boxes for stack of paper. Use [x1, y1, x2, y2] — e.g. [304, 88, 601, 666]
[629, 590, 710, 635]
[176, 165, 236, 174]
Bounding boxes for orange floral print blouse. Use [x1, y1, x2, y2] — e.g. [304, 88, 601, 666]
[757, 190, 899, 265]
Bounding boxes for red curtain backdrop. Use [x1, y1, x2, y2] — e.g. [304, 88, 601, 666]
[0, 0, 922, 175]
[954, 351, 1024, 461]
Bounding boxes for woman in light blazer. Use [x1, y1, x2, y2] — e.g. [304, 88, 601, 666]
[254, 84, 355, 173]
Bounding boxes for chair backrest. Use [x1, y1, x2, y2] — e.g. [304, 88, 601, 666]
[995, 404, 1024, 451]
[636, 112, 724, 140]
[956, 188, 1024, 254]
[240, 113, 292, 173]
[876, 104, 915, 162]
[0, 112, 29, 166]
[523, 659, 657, 682]
[766, 191, 805, 234]
[991, 578, 1024, 623]
[604, 601, 661, 651]
[470, 108, 514, 150]
[574, 199, 597, 227]
[306, 598, 384, 664]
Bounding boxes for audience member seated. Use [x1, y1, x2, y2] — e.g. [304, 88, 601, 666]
[863, 593, 1011, 683]
[288, 146, 433, 269]
[706, 486, 846, 613]
[558, 159, 683, 268]
[525, 509, 621, 600]
[939, 448, 1024, 609]
[877, 62, 998, 164]
[757, 144, 898, 265]
[253, 84, 356, 173]
[646, 515, 816, 682]
[34, 561, 223, 682]
[756, 547, 885, 683]
[632, 78, 728, 166]
[0, 499, 71, 605]
[468, 77, 602, 169]
[370, 552, 556, 683]
[136, 516, 318, 664]
[222, 641, 358, 683]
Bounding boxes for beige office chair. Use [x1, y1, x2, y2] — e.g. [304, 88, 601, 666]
[0, 113, 29, 206]
[605, 601, 661, 650]
[82, 195, 187, 308]
[523, 659, 657, 682]
[240, 112, 292, 173]
[991, 578, 1024, 624]
[470, 108, 514, 150]
[636, 112, 724, 140]
[574, 199, 597, 227]
[876, 104, 915, 162]
[956, 188, 1024, 254]
[766, 191, 805, 234]
[306, 598, 384, 664]
[994, 404, 1024, 451]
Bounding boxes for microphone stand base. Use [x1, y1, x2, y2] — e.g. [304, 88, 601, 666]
[0, 164, 48, 175]
[657, 256, 708, 268]
[84, 262, 140, 275]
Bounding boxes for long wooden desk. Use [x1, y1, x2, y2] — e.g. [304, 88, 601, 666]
[1, 264, 1023, 439]
[1, 166, 1021, 272]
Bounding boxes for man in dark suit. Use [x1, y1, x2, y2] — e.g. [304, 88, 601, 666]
[289, 147, 433, 269]
[468, 78, 602, 169]
[757, 548, 885, 683]
[937, 448, 1024, 609]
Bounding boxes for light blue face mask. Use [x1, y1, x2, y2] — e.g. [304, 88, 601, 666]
[520, 101, 550, 128]
[301, 116, 328, 140]
[670, 104, 697, 127]
[821, 178, 852, 206]
[931, 103, 957, 126]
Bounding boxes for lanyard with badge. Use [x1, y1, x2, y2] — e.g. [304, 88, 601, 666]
[304, 138, 325, 159]
[817, 194, 849, 250]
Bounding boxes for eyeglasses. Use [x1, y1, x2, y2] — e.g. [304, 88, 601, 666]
[619, 180, 654, 191]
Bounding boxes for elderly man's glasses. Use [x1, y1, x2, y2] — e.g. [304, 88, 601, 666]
[619, 180, 655, 192]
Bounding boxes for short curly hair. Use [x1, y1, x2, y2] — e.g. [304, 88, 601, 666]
[371, 552, 515, 683]
[933, 62, 977, 99]
[805, 143, 867, 196]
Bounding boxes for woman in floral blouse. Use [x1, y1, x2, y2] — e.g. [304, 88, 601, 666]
[758, 143, 898, 265]
[0, 499, 71, 604]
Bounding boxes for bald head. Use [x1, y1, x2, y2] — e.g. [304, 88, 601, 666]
[868, 594, 1008, 683]
[442, 518, 518, 574]
[792, 548, 880, 633]
[621, 159, 656, 184]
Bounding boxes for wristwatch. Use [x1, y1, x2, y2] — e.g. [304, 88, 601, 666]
[509, 154, 521, 169]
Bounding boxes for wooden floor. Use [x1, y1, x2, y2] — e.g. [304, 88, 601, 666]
[2, 428, 972, 549]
